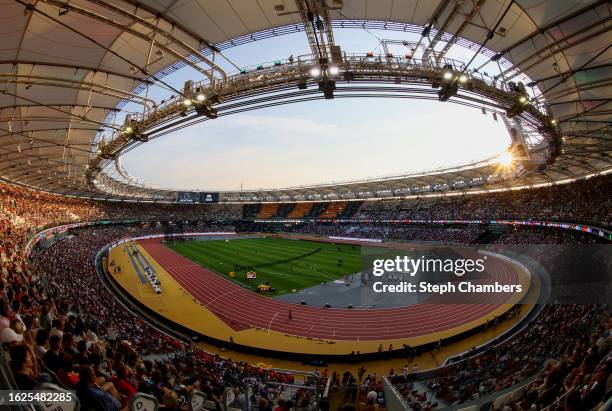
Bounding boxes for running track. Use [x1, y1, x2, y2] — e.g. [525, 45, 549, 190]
[139, 238, 520, 341]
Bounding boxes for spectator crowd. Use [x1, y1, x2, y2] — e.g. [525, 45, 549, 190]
[0, 175, 610, 410]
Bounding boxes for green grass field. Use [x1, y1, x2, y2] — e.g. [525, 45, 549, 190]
[168, 237, 362, 295]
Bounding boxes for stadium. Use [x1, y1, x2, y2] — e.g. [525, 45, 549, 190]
[0, 0, 610, 410]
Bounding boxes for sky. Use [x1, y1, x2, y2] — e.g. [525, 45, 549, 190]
[121, 28, 512, 191]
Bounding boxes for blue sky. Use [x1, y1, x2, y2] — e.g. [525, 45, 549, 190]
[122, 28, 511, 191]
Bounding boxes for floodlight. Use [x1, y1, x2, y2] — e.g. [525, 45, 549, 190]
[550, 119, 557, 125]
[458, 74, 468, 83]
[328, 66, 340, 75]
[443, 71, 453, 80]
[124, 126, 133, 133]
[518, 96, 527, 104]
[183, 98, 192, 107]
[310, 67, 321, 77]
[196, 93, 206, 102]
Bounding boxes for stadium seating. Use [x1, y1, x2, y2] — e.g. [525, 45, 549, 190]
[338, 200, 364, 218]
[319, 201, 348, 219]
[287, 202, 313, 218]
[256, 203, 279, 219]
[274, 203, 294, 218]
[307, 202, 328, 218]
[0, 177, 610, 410]
[242, 203, 261, 219]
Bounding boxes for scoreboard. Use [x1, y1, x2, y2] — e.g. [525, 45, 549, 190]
[176, 192, 219, 203]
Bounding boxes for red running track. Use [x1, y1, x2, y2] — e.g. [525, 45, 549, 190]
[140, 239, 519, 341]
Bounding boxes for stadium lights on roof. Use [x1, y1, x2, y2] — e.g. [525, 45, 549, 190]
[183, 98, 192, 107]
[124, 126, 133, 134]
[518, 96, 528, 104]
[196, 93, 206, 102]
[550, 119, 557, 125]
[310, 67, 321, 77]
[328, 66, 340, 75]
[458, 74, 468, 83]
[443, 71, 453, 80]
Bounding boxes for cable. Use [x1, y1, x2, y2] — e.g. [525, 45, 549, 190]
[0, 126, 95, 154]
[304, 0, 325, 62]
[460, 0, 515, 74]
[533, 43, 612, 101]
[13, 0, 186, 98]
[0, 88, 120, 131]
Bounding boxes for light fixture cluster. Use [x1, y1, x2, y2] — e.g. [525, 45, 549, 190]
[309, 64, 340, 78]
[308, 64, 340, 99]
[183, 92, 206, 106]
[437, 65, 466, 102]
[180, 82, 217, 118]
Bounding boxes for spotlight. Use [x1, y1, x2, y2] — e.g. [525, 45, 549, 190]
[93, 179, 98, 184]
[507, 94, 530, 117]
[550, 119, 557, 125]
[458, 74, 468, 83]
[328, 66, 340, 75]
[497, 151, 514, 167]
[310, 67, 321, 77]
[124, 126, 133, 133]
[96, 149, 102, 155]
[183, 98, 192, 107]
[443, 71, 453, 80]
[196, 93, 206, 102]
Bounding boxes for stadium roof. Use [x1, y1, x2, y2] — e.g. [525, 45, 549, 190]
[0, 0, 610, 201]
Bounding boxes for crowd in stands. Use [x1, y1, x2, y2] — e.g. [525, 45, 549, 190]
[0, 175, 610, 410]
[0, 184, 311, 410]
[291, 224, 485, 244]
[492, 228, 601, 244]
[354, 175, 611, 228]
[0, 182, 242, 228]
[2, 175, 611, 229]
[418, 305, 611, 409]
[285, 223, 601, 244]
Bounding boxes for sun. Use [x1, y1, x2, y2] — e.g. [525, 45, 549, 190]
[497, 151, 514, 167]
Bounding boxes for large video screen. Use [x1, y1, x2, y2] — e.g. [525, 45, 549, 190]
[175, 192, 219, 203]
[176, 191, 200, 203]
[199, 192, 219, 203]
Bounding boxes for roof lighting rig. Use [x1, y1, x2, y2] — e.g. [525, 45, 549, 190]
[86, 0, 564, 198]
[87, 51, 562, 191]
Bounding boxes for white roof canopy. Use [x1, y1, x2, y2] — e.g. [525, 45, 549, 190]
[0, 0, 609, 199]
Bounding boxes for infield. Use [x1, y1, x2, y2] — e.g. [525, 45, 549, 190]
[168, 237, 362, 295]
